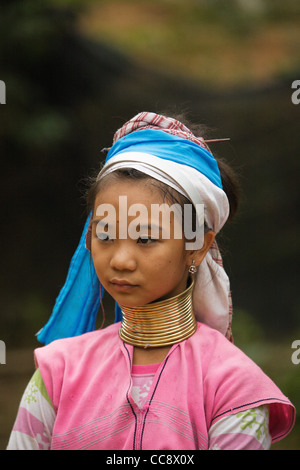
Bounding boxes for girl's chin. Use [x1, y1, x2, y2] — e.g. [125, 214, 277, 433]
[114, 293, 174, 308]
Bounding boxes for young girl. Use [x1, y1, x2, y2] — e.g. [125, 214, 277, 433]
[7, 112, 295, 450]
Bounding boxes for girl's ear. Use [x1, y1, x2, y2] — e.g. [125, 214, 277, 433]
[186, 231, 215, 268]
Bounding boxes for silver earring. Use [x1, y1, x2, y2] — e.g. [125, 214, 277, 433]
[189, 260, 197, 274]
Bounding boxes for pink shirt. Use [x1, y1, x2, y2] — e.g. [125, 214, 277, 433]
[34, 322, 295, 450]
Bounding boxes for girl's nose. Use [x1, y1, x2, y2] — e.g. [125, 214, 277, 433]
[110, 243, 137, 272]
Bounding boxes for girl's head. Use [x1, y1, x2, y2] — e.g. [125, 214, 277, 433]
[85, 111, 240, 338]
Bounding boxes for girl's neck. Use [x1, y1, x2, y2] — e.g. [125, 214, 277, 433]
[119, 278, 196, 363]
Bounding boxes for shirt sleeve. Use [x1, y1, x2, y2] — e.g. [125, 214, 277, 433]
[7, 369, 55, 450]
[208, 405, 272, 450]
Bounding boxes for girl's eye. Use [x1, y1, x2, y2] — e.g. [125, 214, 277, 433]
[97, 233, 113, 242]
[137, 236, 157, 245]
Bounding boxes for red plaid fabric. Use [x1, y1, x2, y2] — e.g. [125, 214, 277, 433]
[113, 111, 211, 152]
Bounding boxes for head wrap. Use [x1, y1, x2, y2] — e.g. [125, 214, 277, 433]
[37, 112, 233, 345]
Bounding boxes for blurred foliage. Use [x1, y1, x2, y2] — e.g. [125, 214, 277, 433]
[79, 0, 300, 88]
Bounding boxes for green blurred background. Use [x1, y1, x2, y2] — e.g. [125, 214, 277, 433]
[0, 0, 299, 449]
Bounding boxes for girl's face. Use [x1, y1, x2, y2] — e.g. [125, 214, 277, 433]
[91, 179, 196, 307]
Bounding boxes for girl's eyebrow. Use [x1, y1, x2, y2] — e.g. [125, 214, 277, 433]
[91, 219, 164, 234]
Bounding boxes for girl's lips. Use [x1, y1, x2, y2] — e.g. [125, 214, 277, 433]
[110, 280, 138, 292]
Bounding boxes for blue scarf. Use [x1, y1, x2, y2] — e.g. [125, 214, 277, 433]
[106, 129, 222, 188]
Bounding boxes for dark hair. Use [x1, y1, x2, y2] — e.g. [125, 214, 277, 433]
[86, 116, 241, 225]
